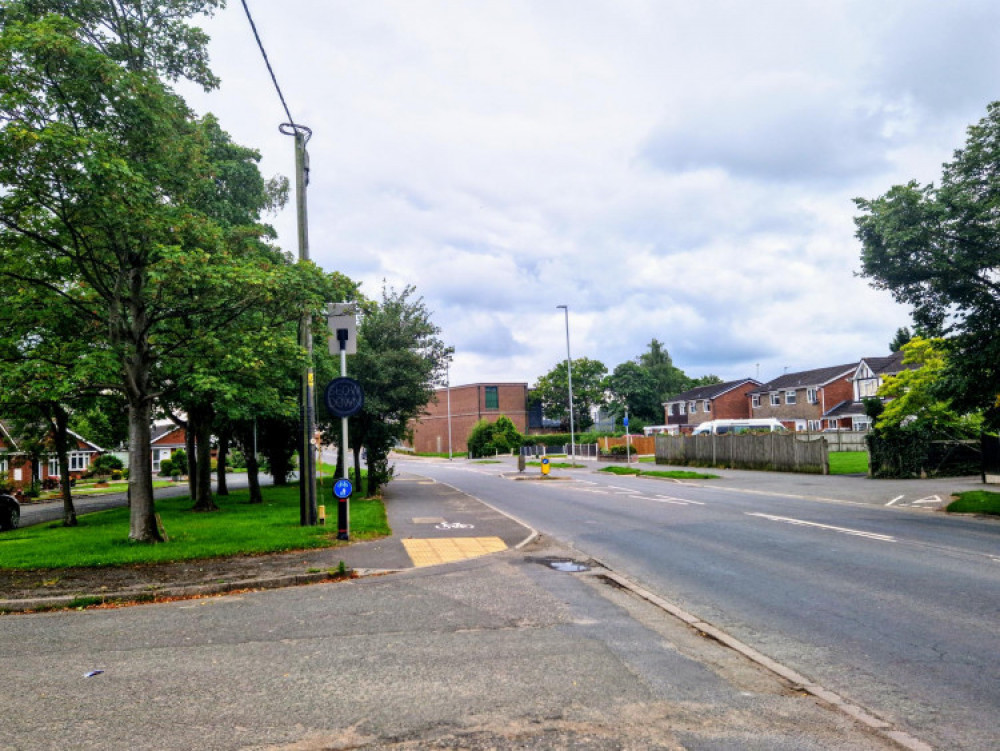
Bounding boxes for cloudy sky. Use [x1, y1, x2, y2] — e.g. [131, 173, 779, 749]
[180, 0, 1000, 388]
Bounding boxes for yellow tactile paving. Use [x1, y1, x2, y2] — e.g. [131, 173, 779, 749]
[402, 537, 507, 567]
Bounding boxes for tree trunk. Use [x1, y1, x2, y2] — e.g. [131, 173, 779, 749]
[50, 405, 77, 527]
[184, 415, 197, 501]
[191, 408, 217, 512]
[234, 421, 263, 504]
[366, 448, 380, 498]
[216, 427, 230, 496]
[128, 397, 161, 542]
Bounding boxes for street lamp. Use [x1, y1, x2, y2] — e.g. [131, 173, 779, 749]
[556, 305, 575, 460]
[445, 357, 453, 461]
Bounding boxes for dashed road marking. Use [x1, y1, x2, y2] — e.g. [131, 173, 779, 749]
[886, 495, 904, 506]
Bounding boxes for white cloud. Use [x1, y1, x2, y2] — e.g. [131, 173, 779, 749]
[179, 0, 1000, 388]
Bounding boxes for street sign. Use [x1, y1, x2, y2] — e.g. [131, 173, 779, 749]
[327, 303, 358, 355]
[333, 478, 353, 499]
[623, 416, 629, 427]
[541, 456, 550, 476]
[324, 377, 364, 418]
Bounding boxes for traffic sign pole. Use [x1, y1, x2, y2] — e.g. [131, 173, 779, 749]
[339, 331, 350, 540]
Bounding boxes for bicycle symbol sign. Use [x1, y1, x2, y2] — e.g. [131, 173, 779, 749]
[333, 479, 353, 499]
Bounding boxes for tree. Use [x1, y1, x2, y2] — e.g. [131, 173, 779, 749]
[856, 101, 1000, 427]
[532, 358, 607, 431]
[467, 415, 522, 458]
[0, 8, 302, 540]
[604, 361, 661, 424]
[637, 339, 691, 402]
[889, 327, 912, 353]
[875, 337, 978, 435]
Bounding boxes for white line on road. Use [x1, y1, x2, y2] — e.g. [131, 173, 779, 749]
[656, 495, 705, 505]
[886, 495, 904, 506]
[913, 495, 942, 505]
[746, 513, 897, 542]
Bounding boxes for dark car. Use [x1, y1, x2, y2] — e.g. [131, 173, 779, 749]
[0, 494, 19, 531]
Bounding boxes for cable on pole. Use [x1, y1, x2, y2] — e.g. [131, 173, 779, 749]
[239, 0, 311, 144]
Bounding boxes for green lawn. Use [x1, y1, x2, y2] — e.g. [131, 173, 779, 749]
[947, 490, 1000, 516]
[828, 452, 870, 475]
[0, 479, 389, 570]
[526, 461, 585, 469]
[599, 466, 719, 480]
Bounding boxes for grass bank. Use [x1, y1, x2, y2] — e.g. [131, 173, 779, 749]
[828, 452, 869, 475]
[0, 479, 389, 570]
[946, 490, 1000, 516]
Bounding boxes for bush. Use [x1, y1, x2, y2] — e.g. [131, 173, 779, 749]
[467, 416, 523, 458]
[228, 450, 247, 469]
[159, 459, 175, 477]
[91, 454, 125, 475]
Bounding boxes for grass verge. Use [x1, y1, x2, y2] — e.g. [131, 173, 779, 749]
[526, 461, 585, 469]
[946, 490, 1000, 516]
[828, 452, 870, 475]
[599, 467, 719, 480]
[0, 478, 389, 570]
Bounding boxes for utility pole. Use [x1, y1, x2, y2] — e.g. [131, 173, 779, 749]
[282, 123, 318, 526]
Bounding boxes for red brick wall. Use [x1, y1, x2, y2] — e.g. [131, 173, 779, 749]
[409, 383, 528, 454]
[819, 376, 854, 413]
[713, 384, 756, 419]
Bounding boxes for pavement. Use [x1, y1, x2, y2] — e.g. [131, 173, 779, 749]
[4, 460, 983, 748]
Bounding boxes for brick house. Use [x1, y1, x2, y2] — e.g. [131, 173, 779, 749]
[150, 423, 188, 473]
[662, 379, 761, 433]
[408, 383, 529, 455]
[821, 352, 917, 430]
[748, 363, 857, 431]
[0, 420, 104, 489]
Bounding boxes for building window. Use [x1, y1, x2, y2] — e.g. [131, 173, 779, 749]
[785, 390, 797, 405]
[689, 401, 697, 413]
[751, 394, 761, 409]
[807, 420, 822, 431]
[0, 455, 7, 474]
[49, 456, 59, 476]
[770, 393, 781, 406]
[857, 379, 879, 398]
[679, 402, 686, 415]
[484, 386, 499, 410]
[704, 400, 711, 413]
[807, 387, 818, 404]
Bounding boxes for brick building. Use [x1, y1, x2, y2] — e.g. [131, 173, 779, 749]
[663, 379, 761, 433]
[747, 363, 857, 431]
[409, 383, 529, 455]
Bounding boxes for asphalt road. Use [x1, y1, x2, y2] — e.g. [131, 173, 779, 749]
[397, 457, 1000, 751]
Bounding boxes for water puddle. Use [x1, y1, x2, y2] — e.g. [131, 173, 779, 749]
[547, 560, 590, 573]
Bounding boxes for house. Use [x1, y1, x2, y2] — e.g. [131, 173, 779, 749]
[408, 382, 529, 455]
[0, 420, 104, 488]
[150, 423, 188, 473]
[662, 379, 762, 433]
[748, 363, 857, 431]
[821, 352, 917, 431]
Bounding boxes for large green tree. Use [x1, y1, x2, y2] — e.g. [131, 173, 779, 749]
[0, 7, 291, 540]
[532, 357, 607, 432]
[856, 101, 1000, 427]
[604, 361, 661, 424]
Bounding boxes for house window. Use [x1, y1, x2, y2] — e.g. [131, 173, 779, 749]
[678, 402, 686, 415]
[51, 452, 89, 476]
[858, 379, 879, 398]
[703, 400, 711, 413]
[785, 390, 797, 405]
[484, 386, 499, 410]
[0, 455, 7, 474]
[807, 420, 822, 431]
[751, 394, 761, 409]
[770, 393, 781, 406]
[49, 456, 59, 476]
[689, 401, 697, 413]
[807, 388, 818, 404]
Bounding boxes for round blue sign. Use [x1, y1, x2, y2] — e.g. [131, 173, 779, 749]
[541, 457, 550, 465]
[333, 479, 353, 499]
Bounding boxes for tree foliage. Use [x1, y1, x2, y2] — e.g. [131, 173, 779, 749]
[856, 101, 1000, 426]
[532, 357, 607, 432]
[604, 361, 660, 423]
[467, 415, 522, 458]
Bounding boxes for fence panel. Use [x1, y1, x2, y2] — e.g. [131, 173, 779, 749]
[655, 433, 828, 474]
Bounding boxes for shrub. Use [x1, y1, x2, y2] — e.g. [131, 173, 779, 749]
[91, 454, 125, 475]
[467, 416, 523, 458]
[159, 459, 175, 477]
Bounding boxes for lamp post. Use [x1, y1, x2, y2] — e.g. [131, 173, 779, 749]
[556, 305, 575, 460]
[446, 358, 453, 461]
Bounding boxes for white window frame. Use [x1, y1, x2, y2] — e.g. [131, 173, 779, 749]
[785, 390, 797, 405]
[807, 387, 818, 404]
[0, 455, 7, 474]
[689, 401, 697, 413]
[807, 420, 822, 431]
[751, 394, 761, 409]
[703, 400, 711, 413]
[770, 392, 781, 406]
[48, 456, 59, 476]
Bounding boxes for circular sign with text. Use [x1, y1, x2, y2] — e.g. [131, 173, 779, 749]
[324, 377, 364, 418]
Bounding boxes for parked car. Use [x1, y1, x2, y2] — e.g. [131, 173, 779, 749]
[0, 494, 19, 531]
[691, 418, 789, 435]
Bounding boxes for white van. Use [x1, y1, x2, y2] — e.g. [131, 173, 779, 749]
[690, 418, 788, 436]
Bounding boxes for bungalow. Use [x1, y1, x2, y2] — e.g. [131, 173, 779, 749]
[822, 352, 917, 431]
[0, 420, 104, 488]
[748, 363, 857, 431]
[662, 378, 761, 433]
[150, 423, 188, 473]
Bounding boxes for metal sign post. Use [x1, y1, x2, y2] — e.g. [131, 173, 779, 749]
[324, 304, 362, 541]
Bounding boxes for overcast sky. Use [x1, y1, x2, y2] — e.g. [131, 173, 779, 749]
[179, 0, 1000, 388]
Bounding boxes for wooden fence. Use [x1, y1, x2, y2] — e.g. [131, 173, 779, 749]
[802, 431, 868, 453]
[599, 436, 656, 455]
[655, 433, 829, 474]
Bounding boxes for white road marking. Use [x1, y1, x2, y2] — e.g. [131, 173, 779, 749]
[886, 495, 904, 506]
[656, 495, 705, 505]
[913, 495, 942, 505]
[746, 513, 896, 542]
